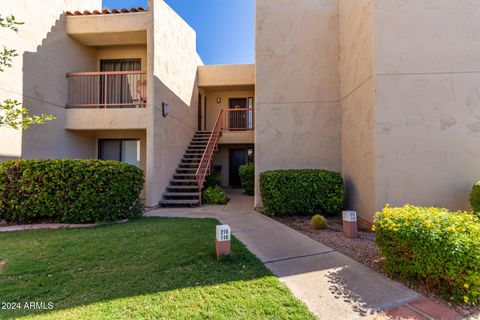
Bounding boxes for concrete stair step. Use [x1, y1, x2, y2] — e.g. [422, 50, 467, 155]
[163, 192, 200, 197]
[176, 168, 197, 172]
[179, 164, 199, 168]
[167, 185, 200, 190]
[159, 199, 200, 206]
[173, 174, 196, 178]
[170, 179, 197, 184]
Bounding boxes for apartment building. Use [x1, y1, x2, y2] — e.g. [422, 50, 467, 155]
[0, 0, 254, 209]
[1, 0, 479, 222]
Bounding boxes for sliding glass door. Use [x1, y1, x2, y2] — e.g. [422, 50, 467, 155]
[98, 139, 141, 168]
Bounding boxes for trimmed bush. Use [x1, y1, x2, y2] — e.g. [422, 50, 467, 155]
[374, 205, 480, 304]
[259, 169, 344, 216]
[202, 186, 229, 205]
[0, 159, 144, 224]
[311, 214, 328, 230]
[470, 182, 480, 217]
[239, 163, 254, 195]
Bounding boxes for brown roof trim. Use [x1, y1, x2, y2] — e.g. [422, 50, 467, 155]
[65, 7, 146, 16]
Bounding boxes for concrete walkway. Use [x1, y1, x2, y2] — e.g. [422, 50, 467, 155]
[146, 189, 441, 320]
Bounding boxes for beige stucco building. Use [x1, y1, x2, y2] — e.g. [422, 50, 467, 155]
[1, 0, 479, 222]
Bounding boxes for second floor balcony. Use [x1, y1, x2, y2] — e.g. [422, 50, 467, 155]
[222, 108, 254, 131]
[66, 70, 147, 108]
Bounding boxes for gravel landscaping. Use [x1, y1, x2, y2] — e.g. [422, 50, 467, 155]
[275, 215, 480, 318]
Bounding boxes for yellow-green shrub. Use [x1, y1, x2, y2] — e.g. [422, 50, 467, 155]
[311, 215, 328, 230]
[374, 205, 480, 303]
[202, 186, 229, 205]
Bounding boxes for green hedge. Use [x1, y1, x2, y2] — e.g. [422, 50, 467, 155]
[239, 163, 254, 195]
[259, 169, 344, 216]
[374, 205, 480, 304]
[0, 160, 144, 224]
[470, 182, 480, 216]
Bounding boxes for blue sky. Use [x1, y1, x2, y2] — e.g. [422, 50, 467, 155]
[103, 0, 254, 65]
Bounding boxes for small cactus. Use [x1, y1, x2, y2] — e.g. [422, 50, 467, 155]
[311, 214, 328, 230]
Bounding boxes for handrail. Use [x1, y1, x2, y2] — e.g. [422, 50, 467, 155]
[66, 70, 146, 77]
[195, 109, 225, 202]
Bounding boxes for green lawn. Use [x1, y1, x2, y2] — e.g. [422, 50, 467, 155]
[0, 218, 314, 320]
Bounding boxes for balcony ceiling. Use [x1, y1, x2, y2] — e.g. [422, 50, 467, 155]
[198, 64, 255, 88]
[66, 12, 149, 46]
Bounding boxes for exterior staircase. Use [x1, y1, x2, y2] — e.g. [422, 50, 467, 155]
[159, 131, 212, 207]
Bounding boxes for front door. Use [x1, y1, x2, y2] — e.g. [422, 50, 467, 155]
[229, 149, 247, 187]
[229, 98, 247, 130]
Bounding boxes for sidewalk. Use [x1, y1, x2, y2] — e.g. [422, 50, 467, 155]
[146, 190, 462, 320]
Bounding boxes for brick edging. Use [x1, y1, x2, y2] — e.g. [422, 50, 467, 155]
[0, 219, 129, 233]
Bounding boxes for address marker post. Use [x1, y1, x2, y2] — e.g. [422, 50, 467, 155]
[216, 224, 231, 259]
[342, 210, 359, 238]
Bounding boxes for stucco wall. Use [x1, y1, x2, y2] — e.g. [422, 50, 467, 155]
[198, 64, 255, 87]
[339, 0, 376, 221]
[146, 0, 200, 206]
[373, 0, 480, 212]
[0, 0, 102, 160]
[254, 0, 341, 208]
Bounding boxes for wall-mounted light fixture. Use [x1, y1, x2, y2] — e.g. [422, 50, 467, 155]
[162, 102, 169, 117]
[216, 98, 222, 104]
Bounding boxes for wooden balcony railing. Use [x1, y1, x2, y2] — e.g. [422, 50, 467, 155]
[223, 108, 254, 131]
[66, 71, 147, 108]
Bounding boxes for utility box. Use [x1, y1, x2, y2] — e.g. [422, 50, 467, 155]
[342, 211, 358, 238]
[216, 225, 231, 259]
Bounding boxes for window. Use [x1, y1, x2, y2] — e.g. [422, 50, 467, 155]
[100, 59, 141, 72]
[98, 139, 141, 168]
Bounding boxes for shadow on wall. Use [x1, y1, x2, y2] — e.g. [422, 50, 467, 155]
[343, 177, 356, 211]
[148, 75, 199, 205]
[21, 14, 97, 159]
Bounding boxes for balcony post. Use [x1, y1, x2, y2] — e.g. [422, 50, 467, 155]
[104, 74, 108, 109]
